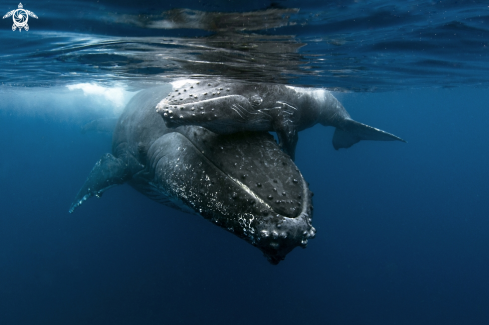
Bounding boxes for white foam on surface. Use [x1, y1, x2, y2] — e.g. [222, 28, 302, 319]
[0, 83, 139, 120]
[66, 83, 137, 114]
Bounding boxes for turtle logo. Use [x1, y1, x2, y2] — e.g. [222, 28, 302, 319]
[3, 3, 37, 32]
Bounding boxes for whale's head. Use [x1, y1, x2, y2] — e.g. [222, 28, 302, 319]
[155, 79, 214, 129]
[147, 126, 315, 264]
[155, 79, 264, 134]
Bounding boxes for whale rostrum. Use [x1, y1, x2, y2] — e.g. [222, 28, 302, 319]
[70, 86, 315, 264]
[156, 79, 406, 160]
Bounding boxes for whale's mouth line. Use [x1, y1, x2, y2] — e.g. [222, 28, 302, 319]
[152, 131, 276, 214]
[172, 128, 310, 219]
[174, 129, 275, 212]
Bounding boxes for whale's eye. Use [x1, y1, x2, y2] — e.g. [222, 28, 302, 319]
[250, 95, 263, 107]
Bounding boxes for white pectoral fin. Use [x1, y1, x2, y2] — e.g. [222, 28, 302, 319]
[26, 10, 38, 19]
[3, 10, 15, 19]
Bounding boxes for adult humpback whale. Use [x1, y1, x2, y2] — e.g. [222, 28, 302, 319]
[156, 79, 406, 160]
[70, 86, 315, 264]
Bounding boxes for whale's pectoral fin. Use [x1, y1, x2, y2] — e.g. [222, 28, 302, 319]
[333, 119, 406, 150]
[275, 127, 298, 161]
[69, 153, 131, 213]
[272, 101, 299, 160]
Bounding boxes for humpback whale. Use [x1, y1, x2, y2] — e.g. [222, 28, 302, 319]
[70, 86, 315, 264]
[156, 79, 406, 160]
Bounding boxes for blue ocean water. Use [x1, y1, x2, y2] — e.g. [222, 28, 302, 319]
[1, 1, 488, 324]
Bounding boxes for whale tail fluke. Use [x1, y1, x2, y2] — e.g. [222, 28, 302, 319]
[332, 119, 406, 150]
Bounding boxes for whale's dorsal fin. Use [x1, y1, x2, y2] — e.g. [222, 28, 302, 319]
[69, 153, 131, 213]
[333, 119, 406, 150]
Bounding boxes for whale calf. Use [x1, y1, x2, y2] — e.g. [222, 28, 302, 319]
[156, 79, 406, 160]
[70, 86, 315, 264]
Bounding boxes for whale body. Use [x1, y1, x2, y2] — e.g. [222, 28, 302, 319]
[70, 86, 315, 264]
[156, 79, 406, 160]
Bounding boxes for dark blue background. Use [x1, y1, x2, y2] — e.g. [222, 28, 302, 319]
[1, 87, 488, 324]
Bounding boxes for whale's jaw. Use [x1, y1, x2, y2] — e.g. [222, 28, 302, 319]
[147, 126, 315, 264]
